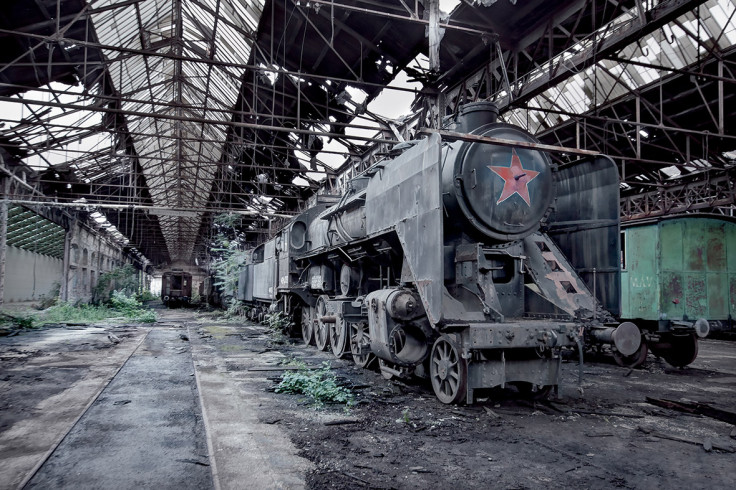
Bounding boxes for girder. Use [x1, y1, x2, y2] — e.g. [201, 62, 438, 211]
[0, 0, 734, 268]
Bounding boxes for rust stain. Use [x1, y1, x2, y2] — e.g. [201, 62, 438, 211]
[685, 276, 707, 317]
[707, 237, 726, 270]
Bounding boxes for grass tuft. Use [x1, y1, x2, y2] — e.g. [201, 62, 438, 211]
[275, 361, 354, 408]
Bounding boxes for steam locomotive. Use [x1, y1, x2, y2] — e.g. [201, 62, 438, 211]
[238, 102, 641, 404]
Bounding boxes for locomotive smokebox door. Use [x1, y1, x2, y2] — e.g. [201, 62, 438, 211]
[454, 125, 554, 242]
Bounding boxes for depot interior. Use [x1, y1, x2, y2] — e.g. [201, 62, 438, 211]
[0, 0, 734, 304]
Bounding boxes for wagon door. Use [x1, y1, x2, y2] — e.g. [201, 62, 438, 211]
[622, 226, 660, 321]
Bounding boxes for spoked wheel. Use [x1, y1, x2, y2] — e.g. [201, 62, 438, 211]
[329, 315, 349, 358]
[350, 322, 376, 368]
[662, 333, 698, 367]
[613, 340, 649, 368]
[314, 295, 330, 351]
[301, 306, 314, 346]
[430, 335, 468, 405]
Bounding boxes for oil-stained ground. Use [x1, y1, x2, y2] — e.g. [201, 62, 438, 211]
[1, 307, 734, 489]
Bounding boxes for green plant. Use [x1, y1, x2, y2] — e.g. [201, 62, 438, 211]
[110, 290, 142, 312]
[224, 298, 244, 319]
[94, 265, 139, 303]
[275, 361, 354, 408]
[109, 291, 157, 322]
[264, 311, 292, 332]
[209, 213, 249, 303]
[36, 282, 60, 309]
[401, 408, 410, 424]
[36, 292, 156, 325]
[136, 290, 157, 302]
[134, 309, 157, 323]
[281, 357, 307, 369]
[0, 311, 35, 329]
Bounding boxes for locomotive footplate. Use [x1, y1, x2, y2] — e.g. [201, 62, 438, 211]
[463, 321, 578, 350]
[458, 322, 579, 404]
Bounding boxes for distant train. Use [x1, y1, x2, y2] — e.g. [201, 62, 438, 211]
[161, 271, 192, 307]
[199, 274, 222, 307]
[617, 214, 736, 367]
[236, 102, 644, 404]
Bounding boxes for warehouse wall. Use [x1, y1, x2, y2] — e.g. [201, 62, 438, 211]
[64, 221, 130, 304]
[4, 246, 63, 302]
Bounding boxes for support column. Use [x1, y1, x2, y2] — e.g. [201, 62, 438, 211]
[428, 0, 441, 73]
[60, 220, 73, 302]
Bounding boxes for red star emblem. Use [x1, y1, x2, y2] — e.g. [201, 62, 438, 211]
[488, 149, 539, 206]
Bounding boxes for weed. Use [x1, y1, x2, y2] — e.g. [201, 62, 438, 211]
[281, 357, 307, 369]
[94, 265, 139, 303]
[134, 310, 157, 323]
[264, 311, 292, 333]
[0, 311, 35, 329]
[110, 290, 142, 314]
[41, 303, 114, 323]
[224, 298, 244, 319]
[275, 361, 354, 408]
[36, 291, 157, 324]
[136, 290, 158, 302]
[36, 282, 60, 309]
[401, 408, 410, 424]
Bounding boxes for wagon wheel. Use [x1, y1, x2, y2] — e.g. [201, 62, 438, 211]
[301, 306, 314, 346]
[430, 335, 468, 405]
[350, 322, 376, 368]
[314, 295, 331, 351]
[662, 333, 698, 368]
[613, 340, 649, 368]
[329, 314, 349, 358]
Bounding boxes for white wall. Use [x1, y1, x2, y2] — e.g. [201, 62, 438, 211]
[4, 246, 63, 302]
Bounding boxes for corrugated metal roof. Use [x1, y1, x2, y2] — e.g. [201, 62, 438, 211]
[87, 0, 263, 261]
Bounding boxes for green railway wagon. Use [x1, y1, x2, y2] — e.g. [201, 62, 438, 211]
[620, 215, 736, 367]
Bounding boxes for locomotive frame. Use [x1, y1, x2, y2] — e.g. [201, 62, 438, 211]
[237, 102, 642, 404]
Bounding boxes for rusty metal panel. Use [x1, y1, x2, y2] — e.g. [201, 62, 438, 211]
[623, 226, 659, 320]
[365, 134, 445, 326]
[705, 221, 728, 271]
[252, 239, 277, 301]
[522, 233, 597, 317]
[683, 222, 706, 272]
[684, 274, 707, 319]
[661, 271, 684, 320]
[547, 155, 621, 316]
[728, 221, 736, 273]
[620, 269, 631, 318]
[660, 220, 683, 272]
[277, 230, 292, 290]
[707, 273, 728, 318]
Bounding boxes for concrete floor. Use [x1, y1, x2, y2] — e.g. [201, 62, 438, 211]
[0, 310, 310, 490]
[1, 309, 735, 489]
